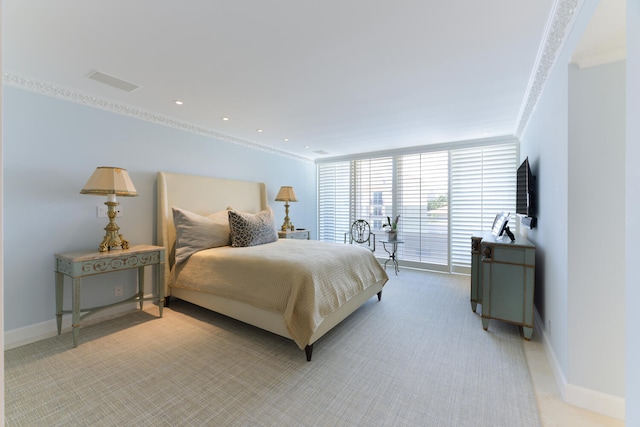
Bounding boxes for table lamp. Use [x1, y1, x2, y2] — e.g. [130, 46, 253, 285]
[80, 166, 138, 252]
[275, 186, 297, 231]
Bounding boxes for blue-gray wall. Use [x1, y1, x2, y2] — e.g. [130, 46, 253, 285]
[3, 85, 317, 335]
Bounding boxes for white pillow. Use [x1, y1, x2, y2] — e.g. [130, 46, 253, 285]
[172, 207, 230, 265]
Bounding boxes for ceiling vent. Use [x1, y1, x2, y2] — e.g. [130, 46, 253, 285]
[88, 70, 139, 92]
[313, 150, 329, 155]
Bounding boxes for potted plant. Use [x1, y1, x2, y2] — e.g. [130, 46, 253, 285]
[383, 215, 400, 239]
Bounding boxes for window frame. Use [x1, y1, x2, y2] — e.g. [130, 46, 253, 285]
[317, 138, 518, 273]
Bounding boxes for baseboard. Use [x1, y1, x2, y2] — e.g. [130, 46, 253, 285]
[533, 309, 625, 420]
[533, 309, 568, 398]
[4, 302, 139, 350]
[565, 382, 625, 421]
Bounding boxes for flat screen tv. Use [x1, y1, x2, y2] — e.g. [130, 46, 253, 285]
[516, 157, 536, 221]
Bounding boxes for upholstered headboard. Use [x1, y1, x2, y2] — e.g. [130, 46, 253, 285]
[157, 171, 268, 295]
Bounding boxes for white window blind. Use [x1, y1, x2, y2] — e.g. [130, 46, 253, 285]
[450, 144, 517, 270]
[397, 151, 449, 267]
[318, 162, 351, 242]
[318, 141, 517, 272]
[353, 157, 393, 257]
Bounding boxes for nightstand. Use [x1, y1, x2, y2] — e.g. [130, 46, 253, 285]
[54, 244, 165, 347]
[278, 229, 310, 240]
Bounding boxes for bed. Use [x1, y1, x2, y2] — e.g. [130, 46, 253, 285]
[157, 171, 389, 360]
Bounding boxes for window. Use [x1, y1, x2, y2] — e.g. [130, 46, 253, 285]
[317, 161, 351, 242]
[318, 141, 517, 272]
[450, 144, 517, 272]
[397, 151, 449, 269]
[352, 157, 393, 257]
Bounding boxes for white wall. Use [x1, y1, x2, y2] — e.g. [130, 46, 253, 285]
[520, 55, 571, 376]
[626, 0, 640, 424]
[2, 86, 317, 345]
[568, 60, 625, 400]
[1, 0, 6, 418]
[521, 0, 627, 418]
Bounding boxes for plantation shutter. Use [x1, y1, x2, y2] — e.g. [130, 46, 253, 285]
[318, 162, 351, 242]
[352, 157, 393, 256]
[318, 141, 517, 272]
[397, 151, 449, 268]
[450, 144, 517, 271]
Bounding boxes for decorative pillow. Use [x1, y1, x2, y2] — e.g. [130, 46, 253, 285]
[172, 207, 230, 265]
[228, 208, 278, 247]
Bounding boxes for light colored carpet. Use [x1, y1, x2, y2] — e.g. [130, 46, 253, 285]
[4, 269, 540, 426]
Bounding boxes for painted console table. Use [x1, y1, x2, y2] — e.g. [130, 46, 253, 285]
[55, 244, 165, 347]
[470, 232, 536, 339]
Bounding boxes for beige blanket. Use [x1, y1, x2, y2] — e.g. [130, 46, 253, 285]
[171, 239, 389, 348]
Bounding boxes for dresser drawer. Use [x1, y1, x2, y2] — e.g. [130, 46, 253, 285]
[278, 230, 310, 240]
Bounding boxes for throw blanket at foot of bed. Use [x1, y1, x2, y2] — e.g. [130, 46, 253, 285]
[170, 239, 389, 349]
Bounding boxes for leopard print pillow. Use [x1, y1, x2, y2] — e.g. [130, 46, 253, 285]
[228, 208, 278, 247]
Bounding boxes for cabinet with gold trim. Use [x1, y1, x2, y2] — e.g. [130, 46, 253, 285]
[470, 232, 536, 339]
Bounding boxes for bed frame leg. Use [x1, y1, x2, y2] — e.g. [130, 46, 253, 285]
[377, 291, 382, 301]
[164, 296, 171, 308]
[305, 344, 313, 361]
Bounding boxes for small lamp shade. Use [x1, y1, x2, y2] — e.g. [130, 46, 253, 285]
[80, 166, 138, 197]
[275, 186, 298, 202]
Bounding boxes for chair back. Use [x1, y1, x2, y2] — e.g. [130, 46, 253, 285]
[346, 219, 376, 252]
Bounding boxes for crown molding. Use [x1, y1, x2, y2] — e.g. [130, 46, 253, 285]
[516, 0, 582, 138]
[2, 72, 313, 163]
[316, 135, 518, 164]
[571, 45, 626, 69]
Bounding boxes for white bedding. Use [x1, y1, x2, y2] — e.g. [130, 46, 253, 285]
[171, 239, 388, 349]
[157, 171, 389, 359]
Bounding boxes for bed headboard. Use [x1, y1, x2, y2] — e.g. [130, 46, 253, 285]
[157, 171, 268, 295]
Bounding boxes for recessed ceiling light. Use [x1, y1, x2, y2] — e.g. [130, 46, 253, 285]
[283, 138, 289, 142]
[222, 117, 229, 121]
[174, 100, 184, 105]
[304, 145, 310, 149]
[482, 132, 490, 136]
[256, 129, 263, 133]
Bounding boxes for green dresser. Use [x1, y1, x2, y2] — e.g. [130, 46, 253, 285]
[470, 232, 536, 339]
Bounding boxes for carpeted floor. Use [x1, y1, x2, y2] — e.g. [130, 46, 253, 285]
[4, 269, 540, 426]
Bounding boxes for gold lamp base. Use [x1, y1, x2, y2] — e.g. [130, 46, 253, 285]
[98, 201, 130, 252]
[280, 201, 295, 232]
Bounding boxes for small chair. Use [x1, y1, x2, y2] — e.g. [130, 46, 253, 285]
[344, 219, 376, 252]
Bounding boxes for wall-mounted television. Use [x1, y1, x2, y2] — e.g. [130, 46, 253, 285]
[516, 157, 536, 228]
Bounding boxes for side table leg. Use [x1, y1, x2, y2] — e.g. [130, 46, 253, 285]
[389, 243, 399, 275]
[137, 266, 145, 310]
[72, 277, 81, 348]
[55, 272, 64, 335]
[391, 253, 399, 275]
[158, 262, 165, 317]
[382, 242, 391, 271]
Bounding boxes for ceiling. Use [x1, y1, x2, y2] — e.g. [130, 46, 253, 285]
[2, 1, 625, 161]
